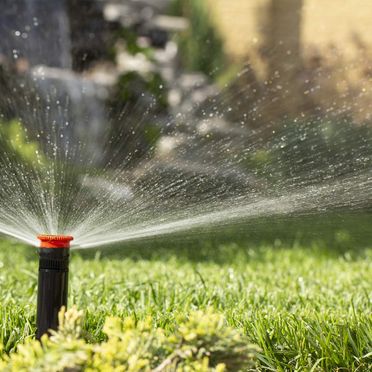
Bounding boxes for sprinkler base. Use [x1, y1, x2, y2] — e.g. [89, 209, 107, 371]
[36, 235, 73, 340]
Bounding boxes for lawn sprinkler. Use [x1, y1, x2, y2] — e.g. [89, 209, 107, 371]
[36, 235, 73, 339]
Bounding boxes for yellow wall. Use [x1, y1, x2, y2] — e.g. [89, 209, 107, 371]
[302, 0, 372, 58]
[206, 0, 372, 59]
[204, 0, 265, 58]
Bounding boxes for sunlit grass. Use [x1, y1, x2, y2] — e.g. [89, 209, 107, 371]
[0, 236, 371, 370]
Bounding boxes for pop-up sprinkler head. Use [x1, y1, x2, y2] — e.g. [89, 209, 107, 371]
[36, 235, 73, 340]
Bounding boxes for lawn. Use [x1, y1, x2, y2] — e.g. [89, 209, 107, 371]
[0, 225, 371, 371]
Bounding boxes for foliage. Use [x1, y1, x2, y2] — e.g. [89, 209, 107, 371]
[115, 28, 154, 59]
[0, 120, 44, 166]
[0, 236, 371, 370]
[169, 0, 226, 79]
[106, 71, 166, 166]
[114, 71, 168, 110]
[0, 306, 258, 371]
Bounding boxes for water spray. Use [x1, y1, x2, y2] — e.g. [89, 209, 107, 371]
[36, 234, 73, 339]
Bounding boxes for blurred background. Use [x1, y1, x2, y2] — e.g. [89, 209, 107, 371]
[2, 0, 372, 120]
[0, 0, 371, 249]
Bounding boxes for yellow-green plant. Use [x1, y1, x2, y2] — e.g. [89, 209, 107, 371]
[0, 307, 259, 371]
[0, 120, 45, 166]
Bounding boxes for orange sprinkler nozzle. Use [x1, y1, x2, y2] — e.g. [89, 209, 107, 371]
[37, 235, 74, 249]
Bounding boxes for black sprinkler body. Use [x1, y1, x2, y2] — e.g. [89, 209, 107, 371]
[36, 235, 73, 340]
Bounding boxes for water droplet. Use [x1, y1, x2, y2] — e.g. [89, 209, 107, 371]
[12, 49, 19, 59]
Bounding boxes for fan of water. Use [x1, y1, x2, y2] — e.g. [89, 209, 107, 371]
[0, 1, 370, 248]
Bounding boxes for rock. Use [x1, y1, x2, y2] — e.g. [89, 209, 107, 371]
[0, 0, 71, 68]
[29, 66, 110, 162]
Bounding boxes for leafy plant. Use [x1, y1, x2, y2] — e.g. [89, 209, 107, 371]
[114, 71, 168, 109]
[0, 120, 45, 166]
[169, 0, 226, 79]
[0, 307, 259, 371]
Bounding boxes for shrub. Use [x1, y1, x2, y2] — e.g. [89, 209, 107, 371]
[169, 0, 226, 79]
[0, 307, 259, 371]
[0, 120, 44, 166]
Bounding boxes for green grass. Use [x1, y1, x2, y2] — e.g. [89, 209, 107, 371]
[0, 231, 371, 371]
